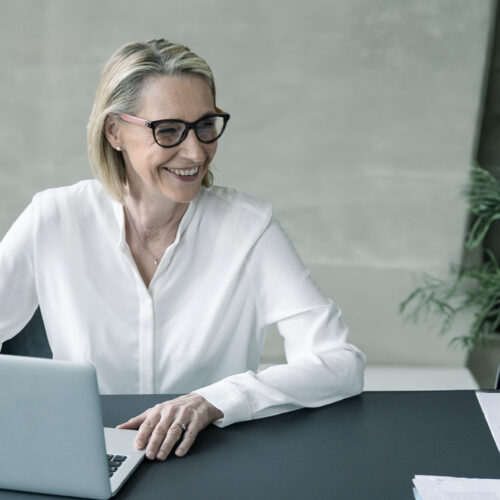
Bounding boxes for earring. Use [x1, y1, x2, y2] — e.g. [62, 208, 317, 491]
[116, 146, 121, 151]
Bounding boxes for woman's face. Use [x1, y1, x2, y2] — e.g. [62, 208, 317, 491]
[111, 75, 218, 204]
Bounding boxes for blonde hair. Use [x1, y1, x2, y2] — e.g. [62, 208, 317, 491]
[87, 39, 216, 202]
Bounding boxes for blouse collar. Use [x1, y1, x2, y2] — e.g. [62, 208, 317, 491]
[111, 192, 199, 250]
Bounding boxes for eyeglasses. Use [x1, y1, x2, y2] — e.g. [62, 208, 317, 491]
[117, 109, 230, 148]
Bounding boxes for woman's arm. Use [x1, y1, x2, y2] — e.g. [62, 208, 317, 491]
[0, 201, 39, 346]
[118, 216, 365, 458]
[194, 218, 365, 427]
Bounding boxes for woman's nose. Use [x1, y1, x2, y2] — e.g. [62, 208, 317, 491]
[179, 129, 205, 163]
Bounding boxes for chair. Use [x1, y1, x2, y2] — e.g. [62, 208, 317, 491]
[0, 308, 52, 358]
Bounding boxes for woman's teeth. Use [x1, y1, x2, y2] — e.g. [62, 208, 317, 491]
[166, 166, 199, 176]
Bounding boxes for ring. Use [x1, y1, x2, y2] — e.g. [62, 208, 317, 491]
[172, 422, 187, 432]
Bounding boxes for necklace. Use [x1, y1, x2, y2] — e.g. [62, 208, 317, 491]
[124, 205, 163, 266]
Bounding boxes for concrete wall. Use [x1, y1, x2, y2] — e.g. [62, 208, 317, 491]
[0, 0, 493, 366]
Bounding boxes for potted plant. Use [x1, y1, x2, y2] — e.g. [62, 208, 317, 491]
[400, 164, 500, 389]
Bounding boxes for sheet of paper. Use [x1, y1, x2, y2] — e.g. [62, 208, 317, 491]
[476, 391, 500, 453]
[413, 487, 424, 500]
[413, 475, 500, 500]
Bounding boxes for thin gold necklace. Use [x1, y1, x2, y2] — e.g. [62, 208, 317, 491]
[124, 205, 163, 266]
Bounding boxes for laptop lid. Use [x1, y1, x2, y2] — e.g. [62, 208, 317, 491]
[0, 355, 113, 499]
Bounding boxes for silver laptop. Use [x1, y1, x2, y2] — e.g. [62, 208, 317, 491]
[0, 354, 145, 499]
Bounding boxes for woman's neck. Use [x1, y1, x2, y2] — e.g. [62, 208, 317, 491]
[123, 191, 189, 241]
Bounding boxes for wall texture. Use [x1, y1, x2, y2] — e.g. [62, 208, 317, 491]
[0, 0, 493, 366]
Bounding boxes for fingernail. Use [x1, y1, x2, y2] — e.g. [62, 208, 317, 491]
[176, 448, 184, 457]
[147, 452, 155, 460]
[136, 440, 143, 448]
[157, 452, 165, 460]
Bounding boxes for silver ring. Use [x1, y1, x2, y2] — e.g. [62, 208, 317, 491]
[173, 422, 187, 432]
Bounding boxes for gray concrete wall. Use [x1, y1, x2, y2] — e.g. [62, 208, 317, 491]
[0, 0, 493, 366]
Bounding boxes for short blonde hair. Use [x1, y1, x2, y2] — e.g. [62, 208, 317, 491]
[87, 39, 216, 203]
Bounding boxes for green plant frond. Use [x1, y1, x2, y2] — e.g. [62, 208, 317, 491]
[470, 196, 500, 211]
[431, 298, 456, 316]
[441, 313, 457, 336]
[473, 299, 500, 326]
[466, 213, 500, 250]
[487, 310, 500, 335]
[399, 287, 426, 314]
[466, 166, 500, 249]
[399, 279, 459, 335]
[443, 276, 467, 300]
[471, 277, 500, 303]
[449, 335, 474, 349]
[484, 248, 500, 267]
[469, 165, 500, 199]
[400, 164, 500, 348]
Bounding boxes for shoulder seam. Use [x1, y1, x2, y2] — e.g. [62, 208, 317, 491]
[203, 186, 273, 219]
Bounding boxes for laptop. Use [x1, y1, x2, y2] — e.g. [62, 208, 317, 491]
[0, 354, 145, 499]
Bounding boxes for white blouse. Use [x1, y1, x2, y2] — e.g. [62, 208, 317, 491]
[0, 180, 365, 427]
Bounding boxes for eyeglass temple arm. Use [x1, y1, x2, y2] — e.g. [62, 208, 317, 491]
[118, 114, 152, 127]
[118, 108, 228, 126]
[215, 106, 228, 115]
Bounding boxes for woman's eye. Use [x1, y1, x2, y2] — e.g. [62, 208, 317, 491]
[157, 126, 180, 136]
[198, 119, 215, 130]
[199, 117, 216, 126]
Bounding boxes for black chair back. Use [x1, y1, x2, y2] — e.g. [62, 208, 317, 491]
[0, 308, 52, 358]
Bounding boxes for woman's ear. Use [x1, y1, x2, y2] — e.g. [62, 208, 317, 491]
[104, 115, 122, 151]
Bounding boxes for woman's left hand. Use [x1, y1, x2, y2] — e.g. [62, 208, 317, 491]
[116, 393, 224, 461]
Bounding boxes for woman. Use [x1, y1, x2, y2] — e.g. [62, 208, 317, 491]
[0, 39, 365, 462]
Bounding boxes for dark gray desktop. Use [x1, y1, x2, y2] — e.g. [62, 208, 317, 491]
[1, 391, 499, 500]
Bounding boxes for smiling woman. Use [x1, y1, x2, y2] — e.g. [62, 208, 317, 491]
[0, 39, 365, 463]
[106, 76, 217, 207]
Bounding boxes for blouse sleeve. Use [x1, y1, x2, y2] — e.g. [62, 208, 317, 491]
[194, 218, 366, 427]
[0, 200, 39, 345]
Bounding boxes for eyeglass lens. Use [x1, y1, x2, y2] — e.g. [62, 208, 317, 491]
[154, 116, 226, 147]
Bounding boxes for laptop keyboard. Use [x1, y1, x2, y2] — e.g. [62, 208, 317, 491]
[107, 454, 127, 477]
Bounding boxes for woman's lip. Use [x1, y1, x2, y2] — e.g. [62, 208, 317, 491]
[163, 165, 200, 173]
[162, 165, 201, 182]
[164, 166, 197, 171]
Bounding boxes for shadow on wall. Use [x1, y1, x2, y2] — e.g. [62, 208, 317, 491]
[0, 308, 52, 358]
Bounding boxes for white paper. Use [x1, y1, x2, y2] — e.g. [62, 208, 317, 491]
[476, 391, 500, 453]
[413, 475, 500, 500]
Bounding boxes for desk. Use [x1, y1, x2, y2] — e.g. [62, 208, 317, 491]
[3, 391, 500, 500]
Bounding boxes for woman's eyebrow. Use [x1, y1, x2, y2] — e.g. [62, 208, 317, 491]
[156, 110, 217, 122]
[198, 110, 219, 119]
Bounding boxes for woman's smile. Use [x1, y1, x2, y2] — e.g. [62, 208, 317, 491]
[162, 165, 201, 181]
[111, 75, 218, 204]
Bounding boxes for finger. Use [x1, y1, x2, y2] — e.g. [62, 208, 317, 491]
[144, 419, 173, 460]
[136, 413, 161, 451]
[155, 422, 185, 461]
[116, 413, 146, 429]
[175, 422, 201, 457]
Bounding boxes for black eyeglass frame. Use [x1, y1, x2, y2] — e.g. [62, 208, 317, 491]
[117, 111, 230, 149]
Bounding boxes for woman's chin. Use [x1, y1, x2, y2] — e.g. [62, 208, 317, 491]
[158, 166, 207, 202]
[159, 183, 202, 204]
